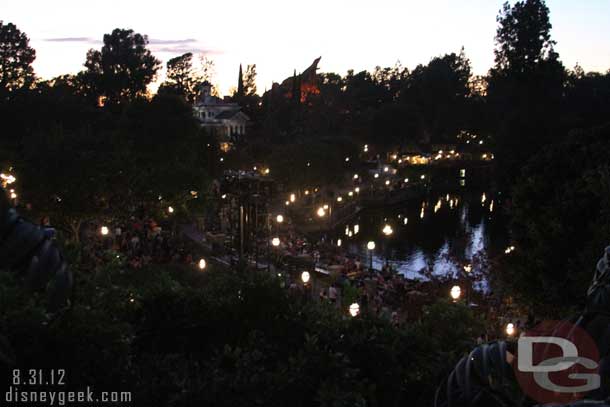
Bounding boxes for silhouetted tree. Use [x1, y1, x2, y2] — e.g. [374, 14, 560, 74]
[243, 64, 257, 96]
[372, 61, 408, 102]
[494, 0, 556, 72]
[0, 21, 36, 98]
[84, 28, 160, 105]
[371, 104, 421, 150]
[564, 67, 610, 131]
[401, 49, 473, 143]
[123, 94, 209, 206]
[497, 124, 610, 315]
[487, 0, 566, 187]
[158, 52, 201, 103]
[198, 55, 219, 96]
[236, 64, 244, 97]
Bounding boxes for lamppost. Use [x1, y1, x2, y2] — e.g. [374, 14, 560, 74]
[349, 303, 360, 317]
[301, 270, 315, 300]
[450, 285, 462, 302]
[266, 213, 272, 273]
[382, 224, 393, 266]
[270, 237, 281, 274]
[317, 205, 332, 230]
[267, 237, 280, 271]
[198, 258, 207, 270]
[317, 207, 326, 218]
[264, 212, 284, 273]
[505, 322, 516, 337]
[367, 241, 375, 271]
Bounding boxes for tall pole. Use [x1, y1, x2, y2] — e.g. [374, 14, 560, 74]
[385, 243, 389, 267]
[267, 214, 271, 273]
[239, 204, 244, 262]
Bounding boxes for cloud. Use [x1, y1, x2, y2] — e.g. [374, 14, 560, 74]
[152, 45, 223, 55]
[44, 37, 99, 43]
[42, 36, 222, 55]
[148, 38, 197, 45]
[148, 38, 222, 55]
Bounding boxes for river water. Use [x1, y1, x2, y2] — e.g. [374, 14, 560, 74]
[337, 188, 510, 281]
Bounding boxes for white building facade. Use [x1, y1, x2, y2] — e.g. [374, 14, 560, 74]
[193, 82, 249, 150]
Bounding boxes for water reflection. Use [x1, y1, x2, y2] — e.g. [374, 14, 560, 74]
[339, 190, 508, 280]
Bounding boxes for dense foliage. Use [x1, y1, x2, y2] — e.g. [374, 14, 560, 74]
[498, 124, 610, 315]
[0, 21, 36, 97]
[0, 264, 482, 407]
[84, 28, 161, 105]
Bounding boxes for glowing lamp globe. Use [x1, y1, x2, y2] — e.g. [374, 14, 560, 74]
[349, 303, 360, 317]
[450, 285, 462, 301]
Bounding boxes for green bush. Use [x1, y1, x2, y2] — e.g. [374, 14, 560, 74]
[1, 264, 481, 406]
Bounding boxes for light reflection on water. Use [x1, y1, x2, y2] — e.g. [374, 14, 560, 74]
[339, 191, 508, 280]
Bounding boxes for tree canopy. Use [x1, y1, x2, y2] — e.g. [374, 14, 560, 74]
[0, 21, 36, 98]
[487, 0, 566, 188]
[493, 0, 556, 73]
[497, 124, 610, 315]
[84, 28, 160, 105]
[158, 52, 202, 103]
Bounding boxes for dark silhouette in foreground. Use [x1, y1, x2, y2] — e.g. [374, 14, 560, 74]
[435, 246, 610, 407]
[0, 187, 72, 365]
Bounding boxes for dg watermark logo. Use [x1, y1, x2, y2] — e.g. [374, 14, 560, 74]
[513, 320, 600, 405]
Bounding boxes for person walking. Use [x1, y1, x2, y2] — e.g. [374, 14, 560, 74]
[328, 285, 338, 305]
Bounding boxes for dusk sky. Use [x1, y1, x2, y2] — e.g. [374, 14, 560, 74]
[2, 0, 609, 95]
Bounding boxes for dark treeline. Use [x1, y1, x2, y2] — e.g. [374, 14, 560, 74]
[0, 26, 219, 242]
[230, 1, 610, 204]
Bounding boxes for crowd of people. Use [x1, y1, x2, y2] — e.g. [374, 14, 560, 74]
[259, 217, 458, 325]
[79, 216, 200, 272]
